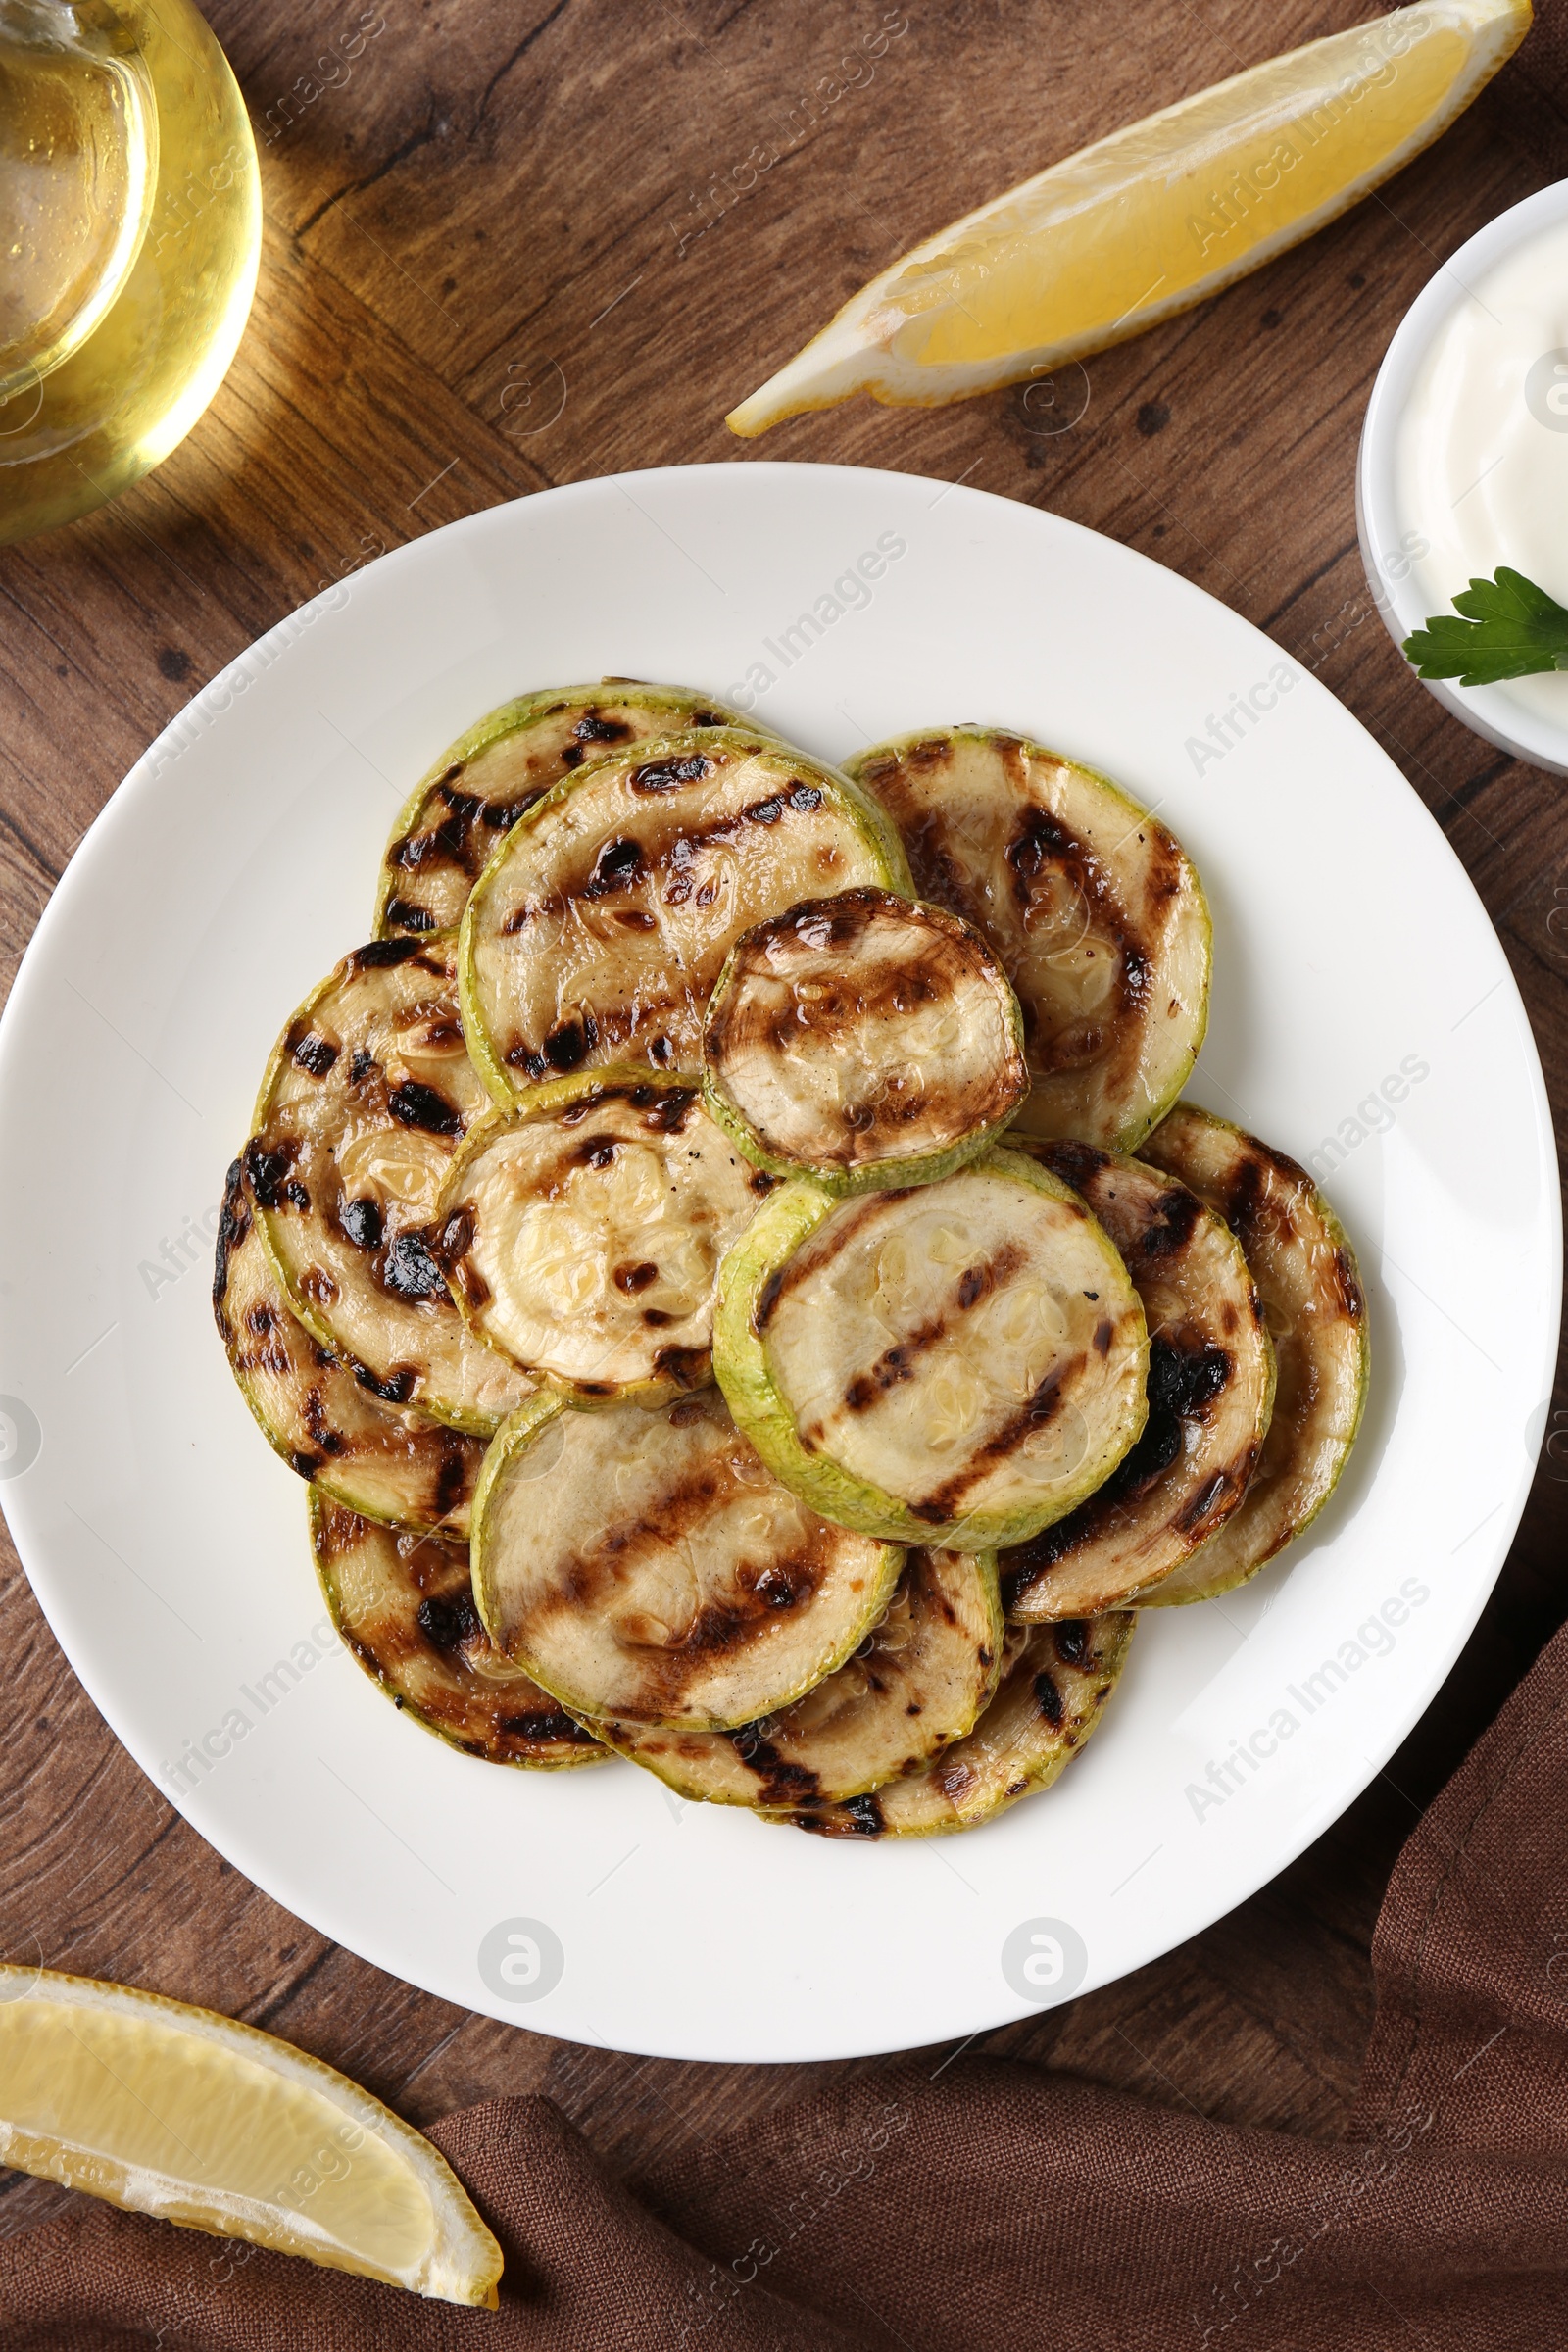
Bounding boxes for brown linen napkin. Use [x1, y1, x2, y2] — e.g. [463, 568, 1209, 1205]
[6, 1609, 1568, 2349]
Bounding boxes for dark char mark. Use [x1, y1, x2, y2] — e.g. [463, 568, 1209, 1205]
[999, 1338, 1233, 1595]
[380, 1229, 452, 1303]
[353, 1362, 417, 1404]
[727, 1724, 822, 1807]
[794, 1789, 885, 1838]
[350, 937, 430, 971]
[388, 1080, 464, 1136]
[212, 1159, 248, 1337]
[339, 1197, 384, 1251]
[630, 753, 712, 793]
[291, 1031, 339, 1077]
[1054, 1620, 1091, 1667]
[502, 1708, 598, 1745]
[1135, 1180, 1202, 1260]
[584, 836, 644, 896]
[914, 1357, 1079, 1523]
[434, 1444, 472, 1519]
[1035, 1139, 1112, 1197]
[1034, 1669, 1063, 1725]
[382, 897, 437, 934]
[242, 1135, 296, 1211]
[418, 1590, 482, 1652]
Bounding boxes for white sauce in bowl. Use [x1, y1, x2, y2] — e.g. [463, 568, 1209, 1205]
[1394, 210, 1568, 731]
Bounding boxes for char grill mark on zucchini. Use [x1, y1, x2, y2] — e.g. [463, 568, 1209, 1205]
[470, 1389, 903, 1731]
[785, 1610, 1134, 1837]
[589, 1547, 1004, 1806]
[846, 728, 1210, 1151]
[375, 683, 754, 940]
[1000, 1140, 1275, 1618]
[714, 1150, 1149, 1551]
[1136, 1104, 1368, 1603]
[214, 1160, 485, 1532]
[702, 888, 1028, 1192]
[460, 727, 909, 1102]
[435, 1070, 766, 1400]
[249, 937, 532, 1434]
[310, 1492, 607, 1766]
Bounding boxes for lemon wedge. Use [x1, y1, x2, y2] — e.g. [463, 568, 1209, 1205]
[0, 1966, 502, 2306]
[727, 0, 1530, 435]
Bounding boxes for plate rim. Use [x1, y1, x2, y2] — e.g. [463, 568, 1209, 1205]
[0, 458, 1558, 2062]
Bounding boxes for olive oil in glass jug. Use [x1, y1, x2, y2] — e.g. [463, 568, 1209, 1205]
[0, 0, 260, 545]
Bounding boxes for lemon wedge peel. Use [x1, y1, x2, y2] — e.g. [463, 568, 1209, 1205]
[727, 0, 1531, 435]
[0, 1967, 503, 2308]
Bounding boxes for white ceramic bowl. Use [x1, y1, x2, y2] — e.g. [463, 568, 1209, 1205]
[1358, 175, 1568, 776]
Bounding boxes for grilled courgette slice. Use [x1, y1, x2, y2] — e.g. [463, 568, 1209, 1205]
[310, 1491, 607, 1767]
[1000, 1141, 1275, 1620]
[460, 726, 909, 1103]
[434, 1070, 768, 1402]
[846, 728, 1210, 1151]
[783, 1611, 1134, 1838]
[713, 1148, 1149, 1552]
[589, 1546, 1004, 1807]
[470, 1389, 903, 1731]
[248, 937, 530, 1434]
[1136, 1104, 1368, 1604]
[214, 1160, 484, 1535]
[701, 888, 1028, 1193]
[375, 681, 756, 939]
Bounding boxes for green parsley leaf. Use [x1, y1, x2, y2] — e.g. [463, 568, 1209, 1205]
[1402, 565, 1568, 688]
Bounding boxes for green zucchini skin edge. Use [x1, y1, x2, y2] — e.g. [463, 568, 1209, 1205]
[371, 682, 763, 939]
[457, 727, 914, 1112]
[698, 898, 1030, 1196]
[467, 1390, 572, 1667]
[308, 1486, 606, 1769]
[1137, 1105, 1370, 1606]
[467, 1391, 906, 1731]
[712, 1145, 1150, 1553]
[433, 1064, 739, 1407]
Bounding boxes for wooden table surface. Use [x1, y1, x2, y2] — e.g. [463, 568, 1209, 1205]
[2, 0, 1565, 2244]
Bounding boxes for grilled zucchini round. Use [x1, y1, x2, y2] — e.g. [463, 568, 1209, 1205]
[375, 682, 755, 939]
[589, 1546, 1004, 1807]
[247, 937, 531, 1434]
[845, 728, 1210, 1151]
[470, 1389, 903, 1731]
[310, 1491, 607, 1767]
[782, 1611, 1134, 1838]
[1000, 1141, 1275, 1619]
[215, 1159, 484, 1535]
[713, 1148, 1149, 1552]
[460, 726, 909, 1103]
[702, 888, 1028, 1193]
[434, 1069, 768, 1402]
[1136, 1104, 1368, 1604]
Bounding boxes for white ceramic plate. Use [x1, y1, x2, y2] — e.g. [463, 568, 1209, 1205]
[1358, 177, 1568, 775]
[0, 464, 1556, 2064]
